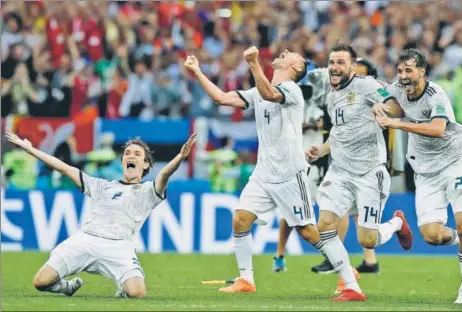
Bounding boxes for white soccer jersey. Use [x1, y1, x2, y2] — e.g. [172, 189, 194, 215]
[385, 80, 462, 174]
[236, 80, 307, 183]
[326, 75, 393, 175]
[79, 171, 165, 241]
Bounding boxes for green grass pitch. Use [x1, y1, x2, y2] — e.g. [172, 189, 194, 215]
[1, 252, 461, 311]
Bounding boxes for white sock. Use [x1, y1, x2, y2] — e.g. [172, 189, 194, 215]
[375, 216, 403, 247]
[41, 279, 70, 293]
[444, 229, 460, 246]
[319, 231, 361, 293]
[234, 229, 254, 284]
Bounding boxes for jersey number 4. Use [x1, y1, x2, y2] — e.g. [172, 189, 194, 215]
[264, 109, 270, 124]
[334, 108, 345, 126]
[363, 206, 378, 223]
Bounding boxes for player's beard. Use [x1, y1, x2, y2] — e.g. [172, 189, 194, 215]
[329, 71, 351, 88]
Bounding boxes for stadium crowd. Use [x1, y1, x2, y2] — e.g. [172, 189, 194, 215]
[1, 0, 462, 189]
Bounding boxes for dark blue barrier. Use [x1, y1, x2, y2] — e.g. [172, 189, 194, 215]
[1, 184, 457, 255]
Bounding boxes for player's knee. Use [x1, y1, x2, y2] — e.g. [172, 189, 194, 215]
[358, 235, 376, 249]
[233, 213, 252, 232]
[128, 287, 146, 298]
[295, 225, 319, 244]
[420, 227, 443, 245]
[32, 274, 50, 290]
[125, 284, 146, 298]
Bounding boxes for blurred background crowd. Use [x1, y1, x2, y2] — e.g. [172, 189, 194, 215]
[2, 0, 462, 197]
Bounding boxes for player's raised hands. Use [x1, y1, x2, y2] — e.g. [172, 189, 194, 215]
[5, 132, 32, 152]
[244, 46, 259, 64]
[184, 55, 200, 74]
[180, 133, 197, 159]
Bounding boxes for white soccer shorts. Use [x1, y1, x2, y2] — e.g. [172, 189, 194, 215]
[414, 158, 462, 227]
[238, 170, 316, 227]
[316, 164, 390, 230]
[46, 231, 144, 289]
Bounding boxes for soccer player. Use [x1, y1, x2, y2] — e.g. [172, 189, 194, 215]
[305, 44, 414, 298]
[374, 49, 462, 304]
[274, 58, 383, 275]
[5, 131, 196, 298]
[184, 46, 365, 301]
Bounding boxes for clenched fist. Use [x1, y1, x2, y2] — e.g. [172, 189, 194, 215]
[244, 46, 259, 64]
[184, 55, 200, 75]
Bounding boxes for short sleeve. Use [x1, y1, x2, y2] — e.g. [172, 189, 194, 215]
[235, 88, 257, 110]
[362, 76, 395, 106]
[79, 171, 106, 198]
[274, 80, 304, 106]
[147, 181, 166, 209]
[430, 92, 452, 122]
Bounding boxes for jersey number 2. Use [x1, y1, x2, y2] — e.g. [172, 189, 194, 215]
[264, 109, 270, 124]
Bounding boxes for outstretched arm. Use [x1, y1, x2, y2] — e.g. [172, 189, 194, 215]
[305, 137, 330, 163]
[376, 116, 446, 138]
[5, 132, 81, 187]
[184, 56, 246, 109]
[155, 133, 197, 196]
[244, 46, 284, 103]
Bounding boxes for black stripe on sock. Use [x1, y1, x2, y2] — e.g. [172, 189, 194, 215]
[458, 253, 462, 262]
[443, 229, 458, 246]
[313, 240, 324, 250]
[233, 229, 251, 238]
[320, 230, 337, 241]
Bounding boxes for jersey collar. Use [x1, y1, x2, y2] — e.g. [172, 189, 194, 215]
[337, 74, 355, 91]
[118, 180, 142, 185]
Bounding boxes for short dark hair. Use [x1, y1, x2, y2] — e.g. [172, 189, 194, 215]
[295, 60, 309, 83]
[329, 44, 358, 61]
[397, 49, 427, 68]
[356, 58, 378, 79]
[121, 137, 154, 178]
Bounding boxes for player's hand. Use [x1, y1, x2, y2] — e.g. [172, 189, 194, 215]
[5, 132, 33, 152]
[305, 145, 322, 163]
[180, 133, 197, 159]
[375, 115, 394, 129]
[372, 102, 390, 117]
[184, 55, 200, 75]
[244, 46, 259, 64]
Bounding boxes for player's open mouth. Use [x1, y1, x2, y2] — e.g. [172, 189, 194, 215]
[127, 162, 136, 170]
[401, 80, 413, 91]
[330, 72, 341, 78]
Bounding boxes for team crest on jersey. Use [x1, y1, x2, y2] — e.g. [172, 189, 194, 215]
[322, 180, 331, 187]
[421, 107, 431, 118]
[346, 91, 356, 104]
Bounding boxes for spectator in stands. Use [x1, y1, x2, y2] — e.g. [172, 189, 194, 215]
[2, 144, 38, 189]
[208, 136, 239, 193]
[119, 58, 153, 118]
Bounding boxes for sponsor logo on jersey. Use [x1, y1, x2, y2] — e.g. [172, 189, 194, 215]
[112, 192, 123, 200]
[377, 88, 390, 98]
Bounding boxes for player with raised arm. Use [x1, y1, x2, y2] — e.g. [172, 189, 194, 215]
[185, 47, 366, 301]
[5, 131, 196, 298]
[374, 49, 462, 304]
[274, 58, 384, 275]
[306, 44, 414, 299]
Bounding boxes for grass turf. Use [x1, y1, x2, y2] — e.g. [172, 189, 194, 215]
[1, 252, 461, 311]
